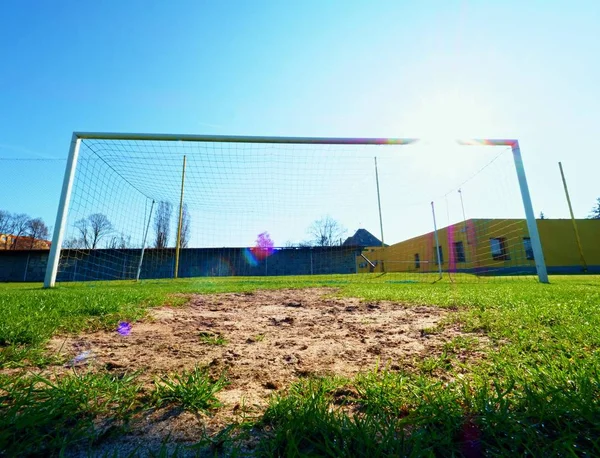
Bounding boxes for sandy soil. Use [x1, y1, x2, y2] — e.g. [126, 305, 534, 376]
[40, 288, 484, 456]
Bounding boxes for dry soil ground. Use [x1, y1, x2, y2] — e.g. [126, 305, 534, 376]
[40, 288, 486, 455]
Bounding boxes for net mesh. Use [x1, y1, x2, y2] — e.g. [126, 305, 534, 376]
[51, 137, 540, 283]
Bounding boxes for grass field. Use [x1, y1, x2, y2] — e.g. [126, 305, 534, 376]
[1, 274, 599, 456]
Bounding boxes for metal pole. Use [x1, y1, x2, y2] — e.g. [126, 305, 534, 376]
[374, 157, 385, 247]
[458, 188, 471, 265]
[511, 142, 548, 283]
[431, 201, 443, 280]
[458, 189, 467, 229]
[136, 199, 155, 281]
[558, 162, 587, 272]
[44, 134, 81, 288]
[24, 252, 30, 282]
[174, 155, 187, 279]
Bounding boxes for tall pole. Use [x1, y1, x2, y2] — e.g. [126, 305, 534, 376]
[44, 134, 81, 288]
[458, 189, 467, 227]
[431, 201, 443, 280]
[458, 188, 470, 245]
[374, 157, 385, 247]
[136, 199, 155, 281]
[174, 155, 187, 279]
[558, 162, 587, 272]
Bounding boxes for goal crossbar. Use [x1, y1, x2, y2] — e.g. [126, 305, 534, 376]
[74, 132, 420, 145]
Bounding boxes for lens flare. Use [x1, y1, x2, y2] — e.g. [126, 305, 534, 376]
[65, 350, 94, 367]
[243, 247, 259, 267]
[244, 231, 276, 266]
[117, 321, 132, 336]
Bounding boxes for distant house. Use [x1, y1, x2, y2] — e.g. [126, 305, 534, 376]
[0, 234, 51, 250]
[343, 229, 385, 247]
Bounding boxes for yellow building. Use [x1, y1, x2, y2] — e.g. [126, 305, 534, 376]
[358, 219, 600, 276]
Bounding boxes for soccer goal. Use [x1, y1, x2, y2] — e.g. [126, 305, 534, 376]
[43, 133, 548, 287]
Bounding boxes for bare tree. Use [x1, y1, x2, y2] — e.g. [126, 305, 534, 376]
[180, 203, 190, 248]
[63, 237, 85, 249]
[588, 198, 600, 219]
[74, 213, 113, 249]
[26, 217, 49, 249]
[154, 201, 172, 249]
[9, 214, 30, 250]
[107, 232, 131, 249]
[74, 218, 91, 248]
[308, 215, 347, 247]
[89, 213, 113, 248]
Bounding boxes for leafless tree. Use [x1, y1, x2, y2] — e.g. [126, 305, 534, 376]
[308, 215, 347, 247]
[63, 237, 85, 249]
[107, 232, 131, 249]
[26, 217, 49, 249]
[74, 218, 91, 248]
[180, 203, 190, 248]
[74, 213, 113, 249]
[9, 214, 30, 250]
[154, 201, 173, 249]
[89, 213, 113, 248]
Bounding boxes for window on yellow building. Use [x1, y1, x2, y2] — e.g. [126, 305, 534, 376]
[414, 253, 420, 269]
[490, 237, 510, 261]
[453, 241, 466, 263]
[523, 237, 534, 260]
[434, 246, 443, 265]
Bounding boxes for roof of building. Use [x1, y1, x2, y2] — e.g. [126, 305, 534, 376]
[343, 228, 385, 247]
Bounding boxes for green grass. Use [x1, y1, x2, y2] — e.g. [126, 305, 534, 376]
[1, 274, 599, 455]
[0, 371, 144, 456]
[198, 331, 228, 346]
[152, 365, 229, 413]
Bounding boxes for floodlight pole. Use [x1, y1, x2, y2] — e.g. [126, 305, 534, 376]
[174, 155, 187, 279]
[558, 162, 587, 272]
[458, 139, 549, 283]
[44, 134, 81, 288]
[374, 157, 385, 247]
[136, 199, 155, 281]
[431, 201, 443, 280]
[458, 189, 467, 228]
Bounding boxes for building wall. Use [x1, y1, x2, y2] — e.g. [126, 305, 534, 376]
[358, 219, 600, 275]
[537, 219, 600, 271]
[0, 234, 50, 250]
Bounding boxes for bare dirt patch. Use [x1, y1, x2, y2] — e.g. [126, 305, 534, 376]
[42, 288, 485, 455]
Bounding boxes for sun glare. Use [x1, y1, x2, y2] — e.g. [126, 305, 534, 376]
[406, 90, 496, 148]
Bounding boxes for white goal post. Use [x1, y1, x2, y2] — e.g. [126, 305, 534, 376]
[43, 133, 548, 287]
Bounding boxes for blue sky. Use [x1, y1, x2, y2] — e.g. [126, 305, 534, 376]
[1, 0, 599, 246]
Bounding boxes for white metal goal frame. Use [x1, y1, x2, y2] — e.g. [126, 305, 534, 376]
[43, 133, 549, 287]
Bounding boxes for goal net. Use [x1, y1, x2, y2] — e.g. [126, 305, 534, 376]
[44, 134, 546, 286]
